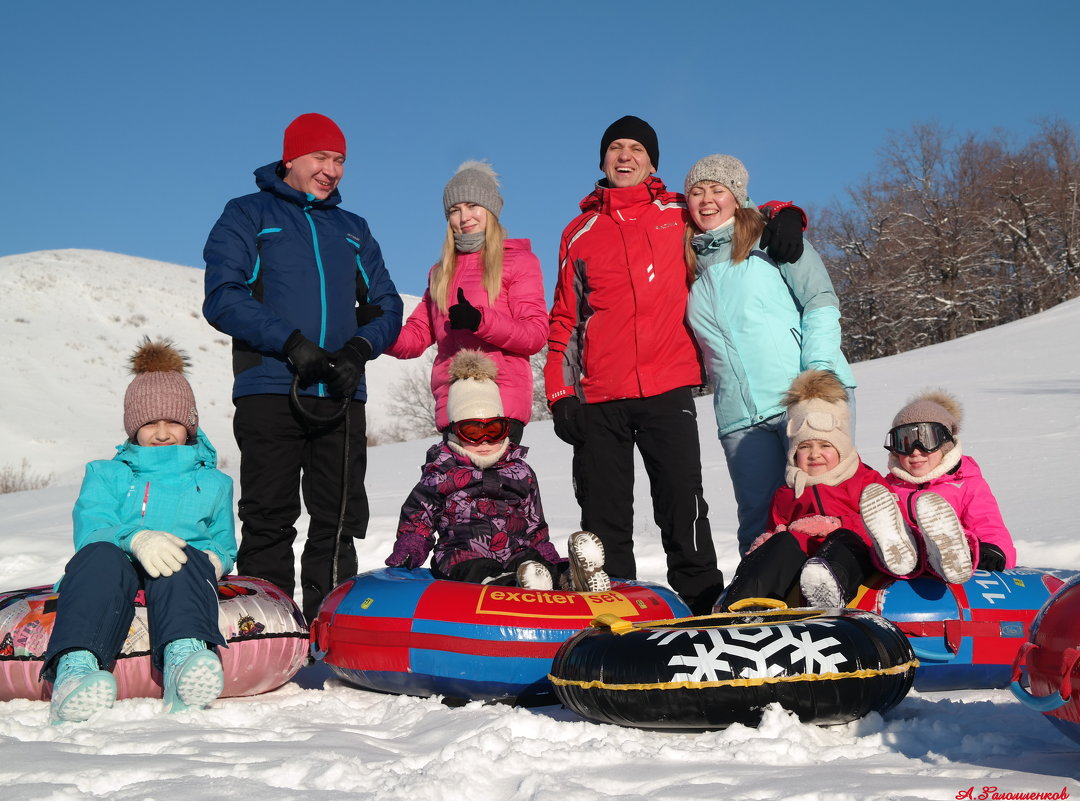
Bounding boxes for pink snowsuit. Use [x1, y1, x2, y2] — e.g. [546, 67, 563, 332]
[885, 454, 1016, 575]
[386, 239, 548, 430]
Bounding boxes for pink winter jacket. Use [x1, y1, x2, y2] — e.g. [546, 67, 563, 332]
[885, 454, 1017, 574]
[386, 239, 548, 430]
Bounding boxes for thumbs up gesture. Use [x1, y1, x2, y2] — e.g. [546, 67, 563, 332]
[449, 288, 482, 332]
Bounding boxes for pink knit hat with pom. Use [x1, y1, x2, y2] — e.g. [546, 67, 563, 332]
[123, 338, 199, 442]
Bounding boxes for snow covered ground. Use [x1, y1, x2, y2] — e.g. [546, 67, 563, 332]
[1, 250, 1078, 800]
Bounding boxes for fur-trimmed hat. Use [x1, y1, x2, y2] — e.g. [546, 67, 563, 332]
[887, 390, 964, 482]
[446, 349, 503, 423]
[123, 337, 199, 443]
[890, 390, 962, 442]
[683, 153, 749, 207]
[443, 160, 504, 219]
[784, 369, 858, 497]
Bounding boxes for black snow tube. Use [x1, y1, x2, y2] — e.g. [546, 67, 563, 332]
[549, 604, 918, 731]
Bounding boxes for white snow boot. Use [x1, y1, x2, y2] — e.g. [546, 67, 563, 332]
[49, 649, 117, 724]
[516, 561, 554, 590]
[162, 638, 224, 713]
[915, 492, 974, 584]
[799, 558, 845, 609]
[568, 531, 611, 593]
[860, 484, 918, 576]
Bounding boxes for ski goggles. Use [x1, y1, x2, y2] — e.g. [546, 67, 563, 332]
[451, 417, 511, 445]
[884, 422, 954, 455]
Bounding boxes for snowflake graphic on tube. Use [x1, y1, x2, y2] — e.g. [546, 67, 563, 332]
[649, 624, 849, 682]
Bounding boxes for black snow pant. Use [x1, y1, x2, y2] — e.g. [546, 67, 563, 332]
[41, 542, 224, 681]
[576, 387, 724, 615]
[233, 393, 367, 624]
[722, 528, 874, 610]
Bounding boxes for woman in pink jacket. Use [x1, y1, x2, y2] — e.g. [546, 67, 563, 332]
[859, 390, 1016, 584]
[386, 161, 548, 442]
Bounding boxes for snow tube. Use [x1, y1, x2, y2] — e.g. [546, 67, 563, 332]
[309, 567, 691, 704]
[0, 576, 308, 702]
[1009, 573, 1080, 745]
[851, 567, 1079, 691]
[548, 605, 917, 731]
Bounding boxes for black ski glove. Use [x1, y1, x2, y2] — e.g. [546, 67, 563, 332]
[759, 207, 805, 264]
[449, 288, 482, 332]
[551, 397, 586, 447]
[284, 330, 332, 388]
[976, 543, 1007, 572]
[327, 337, 373, 398]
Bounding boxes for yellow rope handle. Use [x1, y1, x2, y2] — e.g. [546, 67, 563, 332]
[726, 597, 789, 612]
[590, 613, 635, 635]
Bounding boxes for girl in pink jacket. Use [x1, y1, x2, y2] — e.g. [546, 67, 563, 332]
[385, 161, 548, 441]
[859, 390, 1016, 584]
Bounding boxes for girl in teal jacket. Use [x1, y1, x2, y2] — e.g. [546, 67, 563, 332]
[42, 340, 236, 724]
[683, 155, 855, 557]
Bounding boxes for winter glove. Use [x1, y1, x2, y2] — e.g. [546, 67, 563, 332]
[130, 530, 188, 578]
[976, 542, 1007, 572]
[355, 302, 384, 326]
[284, 330, 333, 388]
[385, 534, 430, 569]
[448, 288, 482, 332]
[759, 206, 805, 264]
[747, 529, 782, 554]
[551, 397, 586, 447]
[326, 337, 372, 398]
[788, 515, 843, 538]
[203, 551, 225, 581]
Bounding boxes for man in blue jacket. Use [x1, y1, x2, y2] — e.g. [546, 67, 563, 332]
[203, 113, 403, 622]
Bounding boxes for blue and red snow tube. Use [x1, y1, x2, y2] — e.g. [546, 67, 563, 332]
[309, 567, 691, 704]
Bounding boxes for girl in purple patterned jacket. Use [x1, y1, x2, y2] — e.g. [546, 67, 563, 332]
[385, 350, 609, 592]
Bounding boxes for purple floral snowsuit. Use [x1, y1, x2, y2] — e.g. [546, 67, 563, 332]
[387, 442, 563, 580]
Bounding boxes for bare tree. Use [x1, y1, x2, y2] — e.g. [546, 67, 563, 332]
[378, 350, 439, 443]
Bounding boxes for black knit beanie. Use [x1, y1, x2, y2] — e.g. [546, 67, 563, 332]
[599, 115, 659, 171]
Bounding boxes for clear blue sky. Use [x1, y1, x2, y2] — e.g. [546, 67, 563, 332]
[3, 1, 1078, 298]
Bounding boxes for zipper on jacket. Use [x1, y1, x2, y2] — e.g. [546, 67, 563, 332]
[141, 481, 150, 517]
[304, 204, 328, 398]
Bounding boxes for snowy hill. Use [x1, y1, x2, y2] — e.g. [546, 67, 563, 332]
[0, 249, 424, 486]
[2, 250, 1079, 799]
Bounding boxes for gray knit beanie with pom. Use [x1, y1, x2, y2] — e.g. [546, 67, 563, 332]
[123, 337, 199, 442]
[443, 160, 504, 218]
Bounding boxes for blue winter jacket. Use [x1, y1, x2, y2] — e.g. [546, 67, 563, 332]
[72, 431, 236, 573]
[203, 162, 403, 400]
[686, 226, 855, 438]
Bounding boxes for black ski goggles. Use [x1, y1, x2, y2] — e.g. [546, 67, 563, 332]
[452, 417, 511, 444]
[884, 422, 954, 455]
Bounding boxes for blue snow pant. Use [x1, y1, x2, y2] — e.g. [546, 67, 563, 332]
[40, 541, 224, 681]
[721, 393, 856, 557]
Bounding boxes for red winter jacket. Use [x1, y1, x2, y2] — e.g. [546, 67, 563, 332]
[545, 177, 704, 405]
[768, 462, 890, 556]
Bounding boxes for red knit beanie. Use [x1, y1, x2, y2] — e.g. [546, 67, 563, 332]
[282, 113, 346, 163]
[123, 338, 199, 443]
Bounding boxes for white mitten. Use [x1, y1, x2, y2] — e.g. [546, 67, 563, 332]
[203, 551, 225, 581]
[130, 530, 188, 578]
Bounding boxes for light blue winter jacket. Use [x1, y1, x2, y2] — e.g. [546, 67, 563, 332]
[72, 431, 236, 573]
[686, 225, 855, 438]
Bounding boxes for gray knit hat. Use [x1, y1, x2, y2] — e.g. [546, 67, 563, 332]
[123, 337, 199, 442]
[443, 160, 504, 218]
[684, 154, 749, 206]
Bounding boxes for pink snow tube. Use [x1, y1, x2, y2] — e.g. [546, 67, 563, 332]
[0, 576, 307, 701]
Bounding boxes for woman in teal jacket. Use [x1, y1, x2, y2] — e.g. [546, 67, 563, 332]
[683, 155, 855, 558]
[42, 340, 236, 723]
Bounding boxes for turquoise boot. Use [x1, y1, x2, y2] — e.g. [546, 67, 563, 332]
[49, 650, 117, 724]
[162, 638, 224, 713]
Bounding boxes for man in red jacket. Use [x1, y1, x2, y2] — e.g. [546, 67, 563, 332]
[544, 115, 804, 614]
